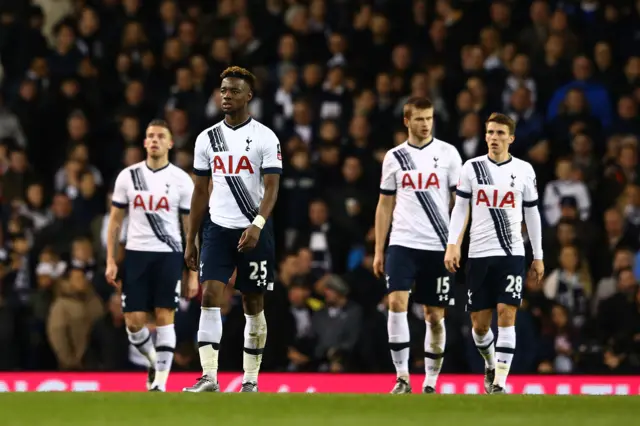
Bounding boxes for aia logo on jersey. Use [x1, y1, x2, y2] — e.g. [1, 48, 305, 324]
[476, 189, 515, 208]
[401, 172, 440, 190]
[133, 194, 169, 212]
[212, 155, 254, 175]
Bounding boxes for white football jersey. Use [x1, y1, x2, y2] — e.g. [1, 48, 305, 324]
[456, 155, 538, 258]
[112, 162, 194, 252]
[380, 139, 462, 251]
[193, 117, 282, 229]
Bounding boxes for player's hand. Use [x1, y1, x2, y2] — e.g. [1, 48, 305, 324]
[238, 225, 261, 252]
[373, 252, 384, 278]
[105, 259, 118, 287]
[530, 259, 544, 284]
[444, 244, 461, 273]
[184, 240, 198, 271]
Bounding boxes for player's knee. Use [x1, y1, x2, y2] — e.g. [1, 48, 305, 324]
[242, 293, 264, 315]
[124, 312, 147, 332]
[387, 291, 409, 313]
[424, 307, 445, 326]
[497, 303, 517, 326]
[201, 280, 225, 307]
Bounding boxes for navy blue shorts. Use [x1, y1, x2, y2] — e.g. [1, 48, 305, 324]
[121, 250, 184, 313]
[385, 245, 455, 307]
[465, 256, 525, 312]
[199, 219, 275, 294]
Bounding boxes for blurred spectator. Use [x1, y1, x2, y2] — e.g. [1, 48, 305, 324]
[543, 158, 591, 226]
[312, 275, 362, 372]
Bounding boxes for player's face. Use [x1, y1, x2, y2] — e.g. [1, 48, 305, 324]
[404, 107, 433, 141]
[485, 122, 514, 156]
[220, 77, 252, 114]
[144, 126, 173, 158]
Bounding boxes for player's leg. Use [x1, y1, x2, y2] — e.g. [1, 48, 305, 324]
[183, 222, 234, 392]
[150, 308, 175, 391]
[414, 250, 452, 393]
[470, 309, 495, 393]
[384, 246, 416, 394]
[422, 306, 445, 393]
[147, 252, 183, 391]
[121, 250, 157, 390]
[491, 256, 525, 394]
[240, 293, 267, 392]
[235, 222, 275, 392]
[466, 258, 497, 394]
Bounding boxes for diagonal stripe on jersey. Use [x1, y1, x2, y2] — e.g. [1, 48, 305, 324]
[495, 208, 513, 248]
[488, 209, 512, 255]
[415, 191, 448, 248]
[393, 148, 447, 247]
[392, 150, 411, 171]
[477, 161, 494, 185]
[209, 126, 258, 223]
[145, 213, 182, 252]
[132, 167, 181, 252]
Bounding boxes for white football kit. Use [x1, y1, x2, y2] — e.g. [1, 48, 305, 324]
[192, 117, 283, 229]
[380, 139, 462, 251]
[448, 155, 542, 259]
[112, 161, 194, 252]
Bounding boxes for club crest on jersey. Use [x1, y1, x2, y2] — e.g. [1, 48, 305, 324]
[401, 172, 440, 190]
[165, 183, 170, 194]
[245, 137, 252, 152]
[433, 157, 439, 168]
[510, 174, 516, 187]
[476, 189, 515, 208]
[212, 155, 254, 175]
[133, 194, 169, 212]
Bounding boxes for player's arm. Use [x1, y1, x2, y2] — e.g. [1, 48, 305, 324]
[238, 130, 282, 252]
[179, 177, 199, 298]
[186, 133, 213, 270]
[444, 162, 472, 273]
[524, 167, 544, 283]
[373, 152, 397, 278]
[105, 172, 128, 287]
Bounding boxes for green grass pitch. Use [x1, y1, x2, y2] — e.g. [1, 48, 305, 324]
[0, 393, 636, 426]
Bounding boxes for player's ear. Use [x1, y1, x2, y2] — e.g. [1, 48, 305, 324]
[247, 89, 253, 102]
[508, 135, 515, 144]
[403, 116, 409, 128]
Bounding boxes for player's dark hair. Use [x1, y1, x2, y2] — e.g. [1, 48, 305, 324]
[147, 119, 171, 133]
[403, 96, 434, 119]
[485, 112, 516, 136]
[220, 66, 257, 91]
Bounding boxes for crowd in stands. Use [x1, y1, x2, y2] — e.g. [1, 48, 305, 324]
[0, 0, 639, 375]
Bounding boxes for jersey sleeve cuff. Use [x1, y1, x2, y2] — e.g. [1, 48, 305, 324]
[262, 167, 283, 174]
[179, 208, 190, 215]
[193, 168, 211, 176]
[455, 189, 471, 199]
[380, 188, 396, 195]
[111, 200, 127, 209]
[449, 185, 457, 192]
[523, 199, 538, 207]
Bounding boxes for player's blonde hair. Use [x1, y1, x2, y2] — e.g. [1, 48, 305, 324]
[220, 66, 257, 90]
[403, 96, 434, 119]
